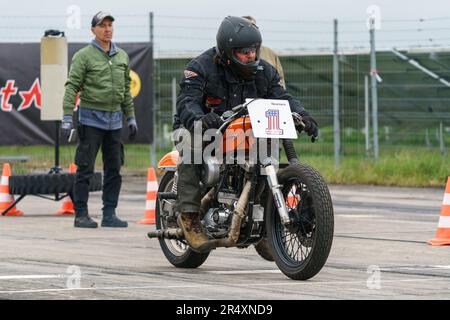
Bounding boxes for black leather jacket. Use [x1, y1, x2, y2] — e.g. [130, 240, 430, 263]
[174, 47, 307, 130]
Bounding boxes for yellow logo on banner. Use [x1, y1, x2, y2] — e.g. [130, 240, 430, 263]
[130, 70, 141, 97]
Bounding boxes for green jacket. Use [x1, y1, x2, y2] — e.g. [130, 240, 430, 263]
[63, 44, 135, 119]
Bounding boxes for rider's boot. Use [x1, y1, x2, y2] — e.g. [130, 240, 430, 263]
[177, 212, 210, 252]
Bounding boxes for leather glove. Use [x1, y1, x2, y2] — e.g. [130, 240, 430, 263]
[201, 112, 223, 130]
[127, 118, 138, 140]
[297, 111, 319, 142]
[61, 115, 73, 141]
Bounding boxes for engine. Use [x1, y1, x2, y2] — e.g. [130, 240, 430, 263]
[202, 165, 265, 240]
[203, 190, 238, 238]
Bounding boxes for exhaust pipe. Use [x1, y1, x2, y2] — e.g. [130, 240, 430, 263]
[148, 228, 183, 240]
[148, 187, 215, 240]
[207, 180, 252, 249]
[149, 182, 252, 251]
[200, 187, 215, 216]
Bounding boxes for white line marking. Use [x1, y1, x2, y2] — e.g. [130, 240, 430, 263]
[0, 275, 62, 280]
[337, 214, 383, 219]
[434, 265, 450, 269]
[0, 284, 203, 294]
[0, 278, 445, 294]
[205, 270, 281, 274]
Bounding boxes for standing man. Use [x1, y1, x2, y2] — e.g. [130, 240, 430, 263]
[61, 11, 138, 228]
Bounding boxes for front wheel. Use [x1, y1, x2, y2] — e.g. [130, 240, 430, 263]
[156, 171, 210, 268]
[266, 164, 334, 280]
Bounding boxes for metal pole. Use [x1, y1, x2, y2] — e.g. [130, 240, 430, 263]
[53, 121, 61, 174]
[369, 17, 379, 161]
[149, 12, 156, 168]
[364, 75, 370, 157]
[333, 19, 340, 169]
[172, 77, 177, 117]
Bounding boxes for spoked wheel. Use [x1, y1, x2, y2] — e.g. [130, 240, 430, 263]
[156, 171, 210, 268]
[266, 164, 334, 280]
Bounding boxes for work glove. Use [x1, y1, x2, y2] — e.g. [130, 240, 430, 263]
[201, 112, 223, 130]
[61, 115, 74, 141]
[294, 111, 319, 142]
[127, 117, 138, 140]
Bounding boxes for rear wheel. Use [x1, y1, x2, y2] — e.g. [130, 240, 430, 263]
[266, 164, 334, 280]
[254, 238, 274, 262]
[156, 171, 210, 268]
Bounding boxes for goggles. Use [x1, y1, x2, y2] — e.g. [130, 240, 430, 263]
[233, 47, 257, 55]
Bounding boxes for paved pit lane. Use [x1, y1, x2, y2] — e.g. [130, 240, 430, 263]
[1, 177, 449, 300]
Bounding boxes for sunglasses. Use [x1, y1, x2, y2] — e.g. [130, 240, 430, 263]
[234, 47, 257, 55]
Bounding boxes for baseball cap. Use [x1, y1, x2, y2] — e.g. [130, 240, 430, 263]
[91, 11, 115, 28]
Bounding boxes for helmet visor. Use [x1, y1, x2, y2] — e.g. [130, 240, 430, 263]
[232, 46, 258, 65]
[233, 46, 257, 55]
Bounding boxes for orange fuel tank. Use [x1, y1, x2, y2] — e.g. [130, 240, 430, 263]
[222, 116, 255, 154]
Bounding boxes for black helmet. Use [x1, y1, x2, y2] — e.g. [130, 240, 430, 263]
[216, 16, 262, 80]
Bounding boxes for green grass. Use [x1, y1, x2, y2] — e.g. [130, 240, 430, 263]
[1, 143, 448, 188]
[0, 144, 168, 176]
[300, 150, 449, 188]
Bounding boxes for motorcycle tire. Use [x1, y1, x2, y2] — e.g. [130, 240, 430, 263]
[9, 172, 102, 195]
[156, 171, 210, 268]
[265, 163, 334, 280]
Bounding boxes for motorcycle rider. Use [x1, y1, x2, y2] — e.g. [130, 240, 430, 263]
[174, 16, 318, 252]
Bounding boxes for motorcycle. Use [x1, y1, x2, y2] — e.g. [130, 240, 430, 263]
[148, 100, 334, 280]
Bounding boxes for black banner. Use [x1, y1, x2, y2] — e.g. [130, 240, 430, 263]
[0, 42, 152, 145]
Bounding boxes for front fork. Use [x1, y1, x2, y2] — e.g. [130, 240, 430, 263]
[264, 163, 291, 226]
[263, 139, 299, 227]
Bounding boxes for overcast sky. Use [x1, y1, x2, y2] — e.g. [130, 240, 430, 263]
[2, 0, 448, 20]
[1, 0, 449, 54]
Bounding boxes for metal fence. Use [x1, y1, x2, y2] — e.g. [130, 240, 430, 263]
[0, 12, 449, 174]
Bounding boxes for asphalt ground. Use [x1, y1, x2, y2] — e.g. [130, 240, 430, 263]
[1, 175, 449, 300]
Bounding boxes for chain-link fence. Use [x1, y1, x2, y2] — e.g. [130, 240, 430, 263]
[153, 14, 450, 165]
[1, 12, 449, 175]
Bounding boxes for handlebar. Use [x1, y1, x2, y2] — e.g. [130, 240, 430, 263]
[293, 112, 317, 142]
[232, 104, 245, 112]
[291, 112, 305, 130]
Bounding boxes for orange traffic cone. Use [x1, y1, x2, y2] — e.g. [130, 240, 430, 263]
[0, 163, 23, 216]
[56, 163, 77, 215]
[428, 177, 450, 246]
[137, 167, 158, 224]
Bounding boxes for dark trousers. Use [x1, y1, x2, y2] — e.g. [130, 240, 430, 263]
[175, 129, 203, 213]
[176, 163, 202, 213]
[74, 125, 124, 217]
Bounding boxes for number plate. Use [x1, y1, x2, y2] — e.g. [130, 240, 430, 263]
[246, 99, 298, 139]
